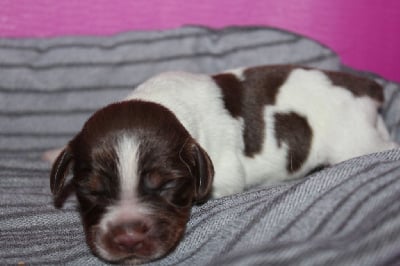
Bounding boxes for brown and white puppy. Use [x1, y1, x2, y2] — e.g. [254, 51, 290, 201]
[48, 65, 398, 264]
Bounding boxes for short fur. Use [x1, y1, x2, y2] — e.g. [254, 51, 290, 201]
[48, 65, 398, 264]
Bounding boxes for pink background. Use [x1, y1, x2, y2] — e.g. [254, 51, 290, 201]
[0, 0, 399, 82]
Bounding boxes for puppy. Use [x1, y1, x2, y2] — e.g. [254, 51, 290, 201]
[48, 65, 398, 264]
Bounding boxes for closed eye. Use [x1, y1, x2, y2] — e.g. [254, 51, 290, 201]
[143, 178, 179, 194]
[77, 187, 113, 206]
[89, 194, 113, 207]
[159, 178, 193, 208]
[160, 179, 180, 191]
[158, 177, 191, 193]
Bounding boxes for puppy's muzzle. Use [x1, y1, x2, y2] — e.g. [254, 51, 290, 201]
[111, 221, 149, 252]
[102, 220, 155, 258]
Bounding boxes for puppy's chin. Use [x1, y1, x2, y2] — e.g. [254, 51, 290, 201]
[92, 240, 166, 265]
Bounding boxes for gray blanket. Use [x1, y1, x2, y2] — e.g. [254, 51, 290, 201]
[1, 26, 399, 265]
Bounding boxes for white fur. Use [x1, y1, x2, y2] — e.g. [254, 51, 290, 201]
[242, 69, 398, 185]
[276, 69, 397, 163]
[125, 68, 398, 198]
[92, 135, 150, 259]
[116, 135, 140, 200]
[96, 134, 152, 260]
[97, 135, 148, 233]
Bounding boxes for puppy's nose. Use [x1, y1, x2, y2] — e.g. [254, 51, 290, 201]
[111, 221, 149, 252]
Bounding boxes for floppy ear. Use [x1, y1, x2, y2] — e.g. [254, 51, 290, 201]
[50, 147, 74, 207]
[189, 142, 214, 203]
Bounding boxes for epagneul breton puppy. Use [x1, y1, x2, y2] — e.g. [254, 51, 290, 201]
[48, 65, 398, 264]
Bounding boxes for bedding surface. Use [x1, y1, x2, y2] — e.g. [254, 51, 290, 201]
[1, 26, 399, 265]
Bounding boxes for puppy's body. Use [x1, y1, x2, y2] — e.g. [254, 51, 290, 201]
[129, 65, 396, 197]
[49, 65, 398, 264]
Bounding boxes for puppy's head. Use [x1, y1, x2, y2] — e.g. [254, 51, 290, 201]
[50, 100, 214, 263]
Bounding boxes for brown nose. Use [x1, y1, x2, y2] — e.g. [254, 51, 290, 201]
[111, 221, 149, 252]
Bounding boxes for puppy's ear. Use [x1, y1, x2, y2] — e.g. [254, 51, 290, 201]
[186, 142, 214, 203]
[50, 147, 74, 207]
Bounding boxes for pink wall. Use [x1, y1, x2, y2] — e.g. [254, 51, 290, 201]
[0, 0, 399, 82]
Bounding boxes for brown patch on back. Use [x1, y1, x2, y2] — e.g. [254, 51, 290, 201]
[212, 65, 294, 157]
[276, 65, 383, 102]
[324, 70, 384, 102]
[241, 65, 293, 157]
[274, 112, 313, 173]
[212, 73, 243, 118]
[243, 65, 294, 105]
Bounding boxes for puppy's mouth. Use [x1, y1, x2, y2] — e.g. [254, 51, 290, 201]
[89, 223, 175, 264]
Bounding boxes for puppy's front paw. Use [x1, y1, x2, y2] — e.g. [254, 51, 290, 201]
[212, 186, 243, 199]
[42, 148, 64, 163]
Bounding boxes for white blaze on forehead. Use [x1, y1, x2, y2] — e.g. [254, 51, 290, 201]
[116, 135, 140, 200]
[97, 135, 151, 247]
